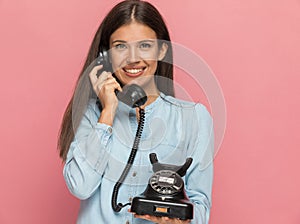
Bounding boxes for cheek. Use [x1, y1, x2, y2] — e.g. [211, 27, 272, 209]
[110, 52, 126, 70]
[146, 60, 158, 74]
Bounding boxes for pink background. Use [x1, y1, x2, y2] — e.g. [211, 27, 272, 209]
[1, 0, 299, 223]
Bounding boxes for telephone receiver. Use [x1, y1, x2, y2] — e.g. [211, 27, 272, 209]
[96, 51, 147, 108]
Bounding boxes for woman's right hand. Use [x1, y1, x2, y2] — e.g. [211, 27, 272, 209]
[89, 65, 122, 125]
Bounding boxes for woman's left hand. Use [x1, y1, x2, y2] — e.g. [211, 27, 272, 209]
[133, 213, 191, 224]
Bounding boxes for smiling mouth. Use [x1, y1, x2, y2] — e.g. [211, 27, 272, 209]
[123, 67, 145, 77]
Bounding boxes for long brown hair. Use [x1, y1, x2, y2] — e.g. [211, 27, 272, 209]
[58, 0, 174, 161]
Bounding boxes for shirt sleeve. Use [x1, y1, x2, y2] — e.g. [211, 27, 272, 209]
[63, 101, 113, 200]
[186, 104, 214, 224]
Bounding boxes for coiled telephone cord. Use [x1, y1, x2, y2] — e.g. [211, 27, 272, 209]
[111, 107, 145, 212]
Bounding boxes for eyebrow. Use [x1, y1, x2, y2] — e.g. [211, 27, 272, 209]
[111, 39, 156, 44]
[111, 40, 126, 44]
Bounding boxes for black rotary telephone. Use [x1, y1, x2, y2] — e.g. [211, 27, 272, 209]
[130, 153, 194, 220]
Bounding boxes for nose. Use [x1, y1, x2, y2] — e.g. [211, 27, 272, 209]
[126, 46, 139, 64]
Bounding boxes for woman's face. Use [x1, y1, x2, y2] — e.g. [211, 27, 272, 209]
[109, 21, 167, 91]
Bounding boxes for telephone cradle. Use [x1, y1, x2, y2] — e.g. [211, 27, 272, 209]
[131, 153, 194, 220]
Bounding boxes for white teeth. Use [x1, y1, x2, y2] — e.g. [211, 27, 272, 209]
[125, 68, 143, 74]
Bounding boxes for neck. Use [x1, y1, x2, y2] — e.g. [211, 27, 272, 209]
[143, 86, 160, 107]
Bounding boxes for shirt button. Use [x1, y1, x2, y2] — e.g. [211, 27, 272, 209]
[126, 221, 130, 224]
[107, 127, 112, 133]
[132, 172, 137, 177]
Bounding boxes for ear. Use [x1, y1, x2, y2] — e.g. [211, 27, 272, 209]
[158, 42, 168, 61]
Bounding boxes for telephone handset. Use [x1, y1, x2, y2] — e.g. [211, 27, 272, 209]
[96, 50, 147, 108]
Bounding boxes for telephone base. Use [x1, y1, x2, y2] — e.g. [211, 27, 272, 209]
[131, 196, 193, 220]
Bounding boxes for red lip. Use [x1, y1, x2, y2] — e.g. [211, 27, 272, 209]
[122, 67, 146, 77]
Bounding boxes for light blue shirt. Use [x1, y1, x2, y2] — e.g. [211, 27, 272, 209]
[64, 93, 214, 224]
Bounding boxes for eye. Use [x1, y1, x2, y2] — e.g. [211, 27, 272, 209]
[139, 42, 152, 49]
[115, 43, 127, 50]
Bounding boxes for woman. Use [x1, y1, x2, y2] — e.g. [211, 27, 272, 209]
[58, 1, 214, 223]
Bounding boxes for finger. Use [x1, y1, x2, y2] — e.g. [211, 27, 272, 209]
[97, 81, 121, 98]
[115, 79, 122, 92]
[103, 74, 122, 92]
[89, 70, 98, 85]
[89, 65, 103, 84]
[97, 71, 111, 83]
[92, 72, 111, 91]
[100, 76, 118, 86]
[134, 214, 152, 221]
[92, 64, 103, 77]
